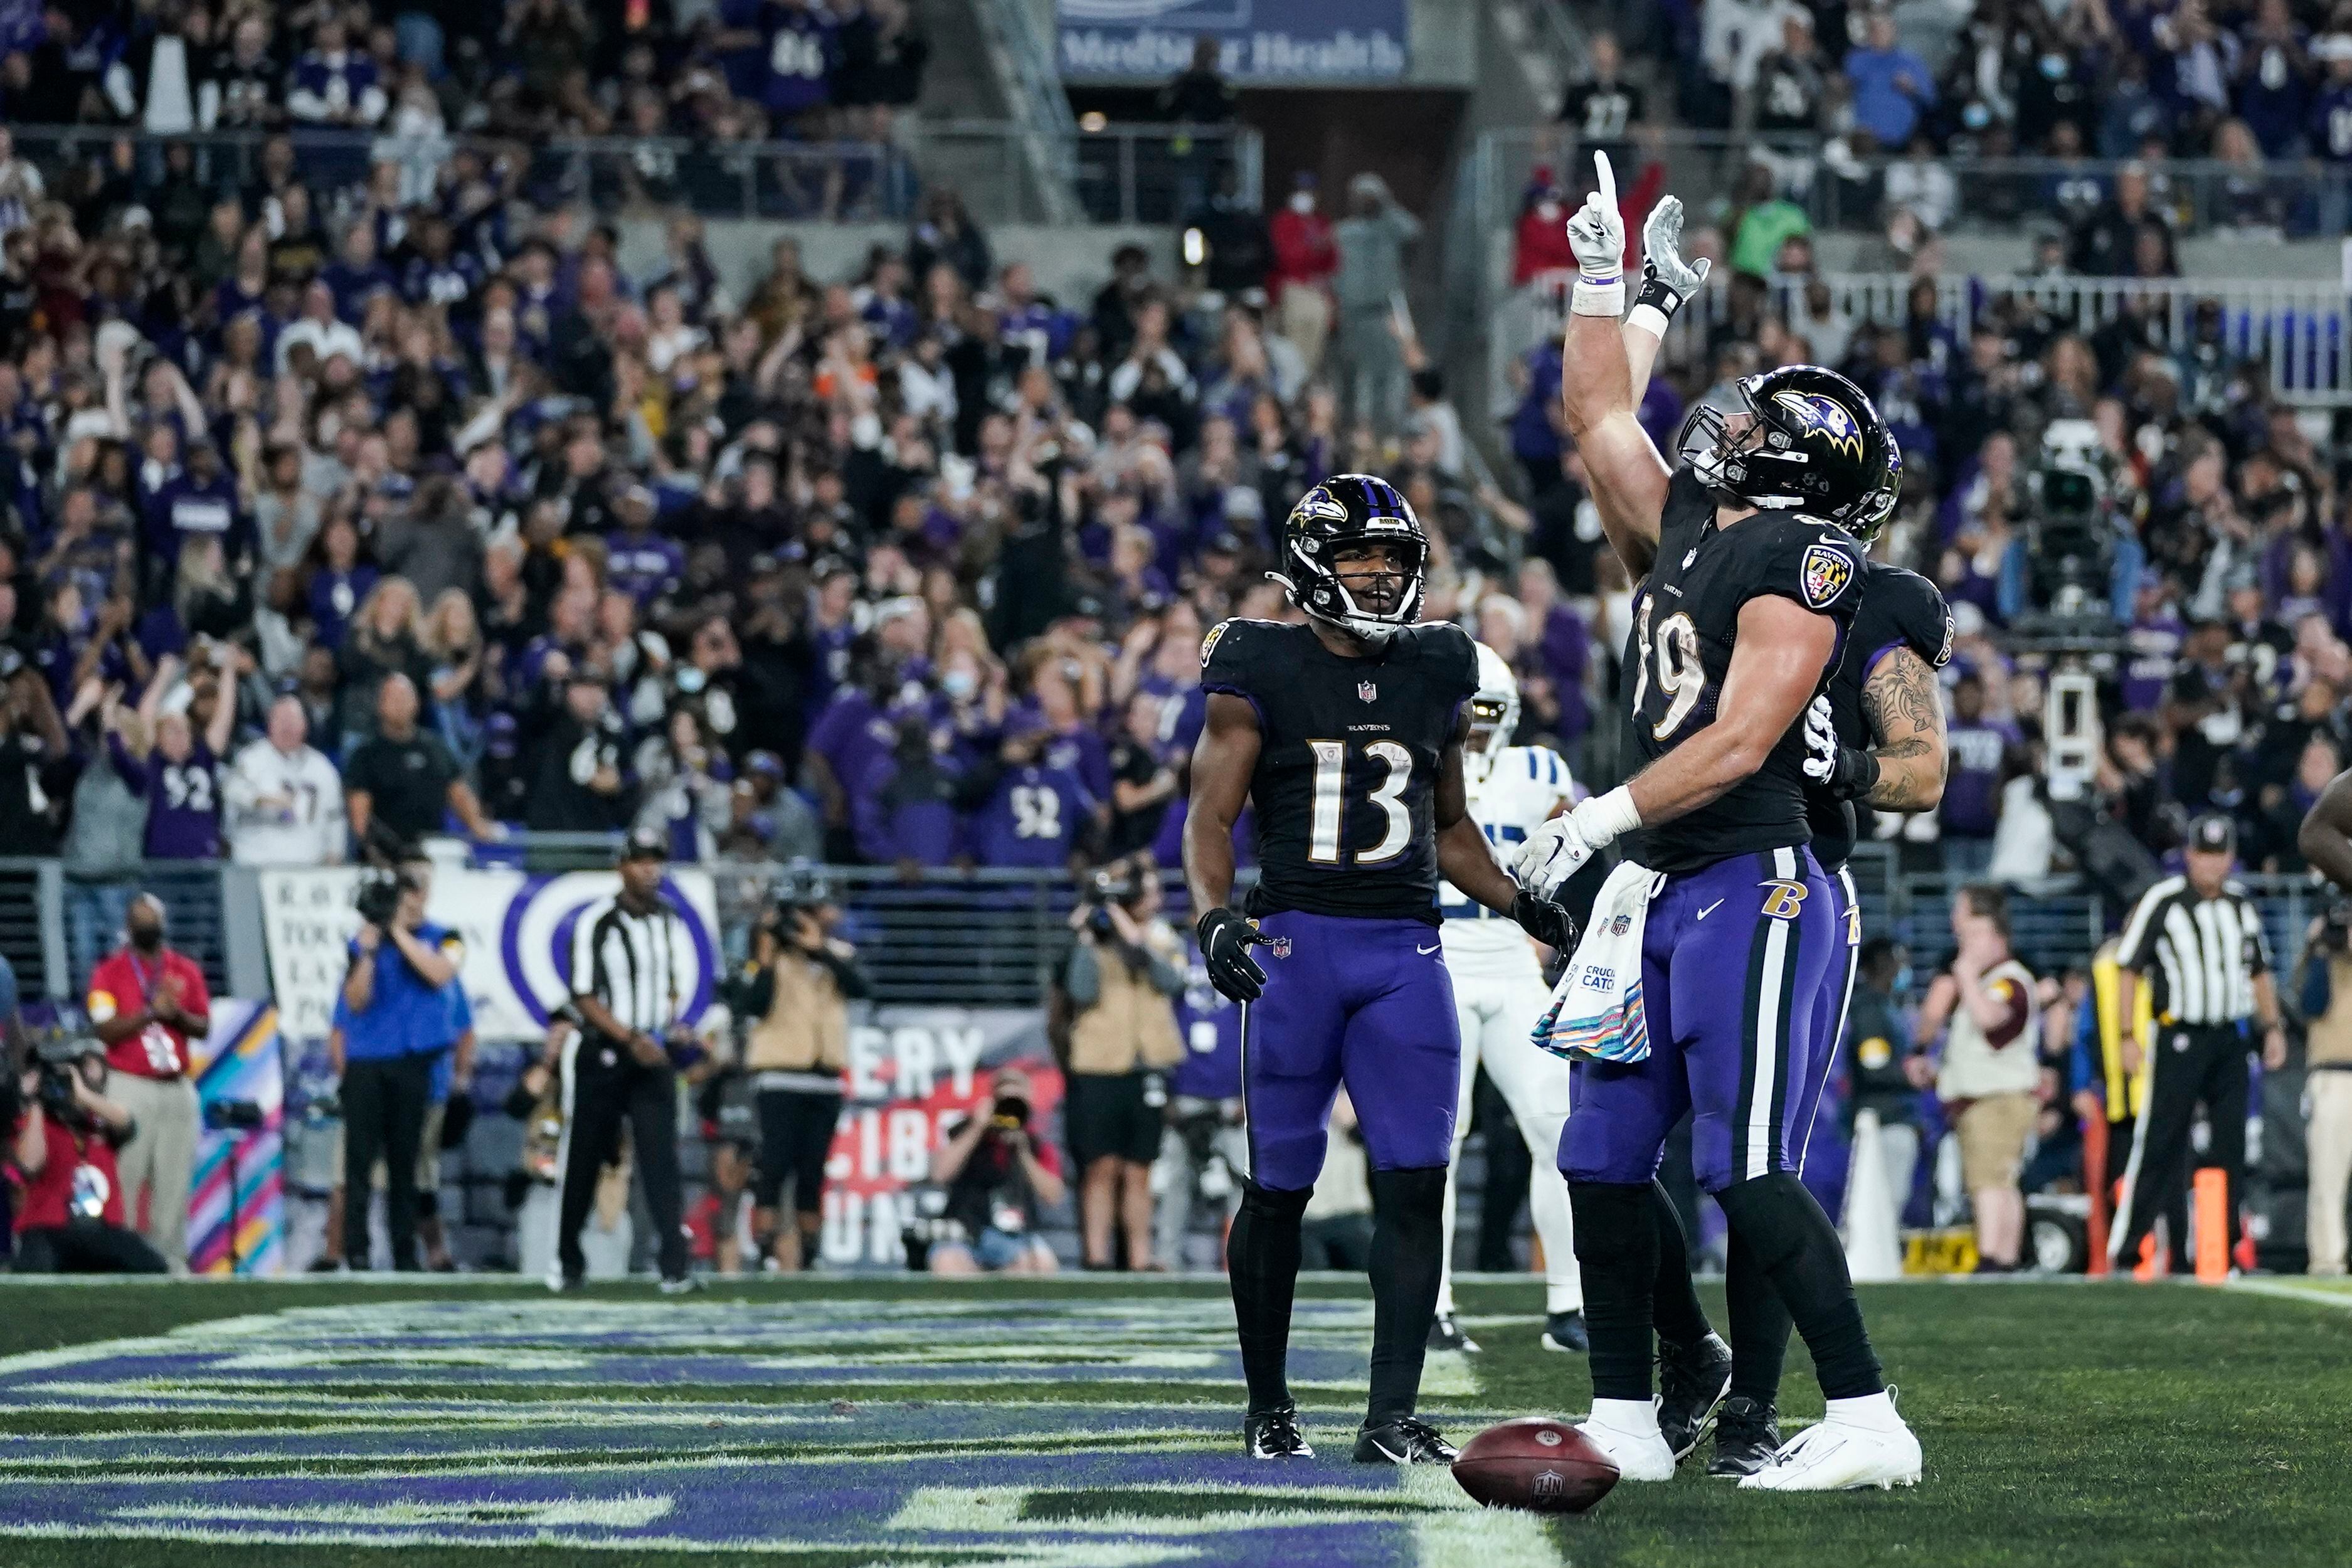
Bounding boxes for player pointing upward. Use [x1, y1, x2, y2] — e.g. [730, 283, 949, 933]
[1512, 152, 1922, 1491]
[1184, 474, 1577, 1465]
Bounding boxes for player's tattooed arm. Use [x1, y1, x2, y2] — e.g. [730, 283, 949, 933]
[1858, 647, 1948, 813]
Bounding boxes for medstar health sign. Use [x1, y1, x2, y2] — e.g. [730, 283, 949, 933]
[1058, 0, 1407, 83]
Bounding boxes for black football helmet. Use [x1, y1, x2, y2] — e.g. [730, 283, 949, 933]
[1678, 364, 1900, 539]
[1269, 474, 1426, 642]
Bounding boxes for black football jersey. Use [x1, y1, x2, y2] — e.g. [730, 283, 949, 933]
[1806, 564, 1955, 869]
[1201, 618, 1480, 924]
[1622, 469, 1867, 874]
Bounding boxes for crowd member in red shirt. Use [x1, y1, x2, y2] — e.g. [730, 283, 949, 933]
[1266, 171, 1338, 378]
[85, 893, 211, 1270]
[9, 1040, 167, 1274]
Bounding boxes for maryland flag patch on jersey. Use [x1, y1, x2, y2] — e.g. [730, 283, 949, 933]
[1199, 619, 1230, 670]
[1800, 543, 1856, 609]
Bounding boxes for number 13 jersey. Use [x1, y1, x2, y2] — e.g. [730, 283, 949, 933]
[1623, 469, 1867, 874]
[1202, 618, 1480, 924]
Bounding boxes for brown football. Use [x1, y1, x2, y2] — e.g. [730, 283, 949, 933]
[1451, 1417, 1619, 1514]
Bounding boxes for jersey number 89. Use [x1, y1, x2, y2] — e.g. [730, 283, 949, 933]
[1306, 739, 1412, 866]
[1631, 599, 1706, 740]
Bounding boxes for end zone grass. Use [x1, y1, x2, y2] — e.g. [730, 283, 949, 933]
[0, 1273, 2343, 1567]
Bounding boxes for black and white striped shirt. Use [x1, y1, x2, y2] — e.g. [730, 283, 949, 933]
[2114, 876, 2270, 1025]
[571, 895, 696, 1037]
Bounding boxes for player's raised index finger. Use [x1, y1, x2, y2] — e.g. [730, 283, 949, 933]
[1593, 151, 1616, 211]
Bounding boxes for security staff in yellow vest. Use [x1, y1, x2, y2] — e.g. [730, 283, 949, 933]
[1913, 884, 2042, 1272]
[738, 869, 869, 1271]
[1059, 857, 1186, 1271]
[2293, 909, 2352, 1274]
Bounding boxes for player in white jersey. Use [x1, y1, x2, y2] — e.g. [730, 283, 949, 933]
[1431, 643, 1586, 1355]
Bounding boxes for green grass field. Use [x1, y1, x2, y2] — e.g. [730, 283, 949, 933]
[0, 1271, 2346, 1567]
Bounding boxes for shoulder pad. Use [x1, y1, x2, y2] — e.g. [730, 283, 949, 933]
[1417, 621, 1481, 697]
[1872, 565, 1954, 668]
[1746, 520, 1863, 615]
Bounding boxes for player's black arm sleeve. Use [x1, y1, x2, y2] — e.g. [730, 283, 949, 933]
[1857, 645, 1947, 812]
[2301, 768, 2352, 891]
[1183, 692, 1260, 916]
[1433, 716, 1522, 916]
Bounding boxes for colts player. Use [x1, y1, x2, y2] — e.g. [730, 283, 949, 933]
[1513, 152, 1923, 1491]
[1184, 475, 1578, 1465]
[1431, 644, 1586, 1357]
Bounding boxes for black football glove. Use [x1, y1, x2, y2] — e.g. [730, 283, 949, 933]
[1196, 906, 1269, 1003]
[1510, 891, 1579, 954]
[1826, 744, 1882, 803]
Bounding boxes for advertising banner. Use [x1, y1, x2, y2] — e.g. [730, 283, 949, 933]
[258, 868, 722, 1043]
[187, 1000, 286, 1276]
[1057, 0, 1407, 83]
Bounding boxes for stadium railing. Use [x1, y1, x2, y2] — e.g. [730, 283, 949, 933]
[3, 122, 1264, 228]
[0, 842, 2325, 1018]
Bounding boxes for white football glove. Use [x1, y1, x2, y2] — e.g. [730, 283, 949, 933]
[1564, 150, 1624, 283]
[1640, 194, 1711, 304]
[1512, 787, 1641, 903]
[1801, 696, 1838, 783]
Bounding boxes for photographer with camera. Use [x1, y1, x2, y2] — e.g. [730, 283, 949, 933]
[85, 892, 208, 1268]
[736, 868, 868, 1271]
[2292, 902, 2352, 1274]
[1057, 855, 1185, 1271]
[8, 1036, 166, 1273]
[334, 860, 464, 1272]
[928, 1066, 1065, 1273]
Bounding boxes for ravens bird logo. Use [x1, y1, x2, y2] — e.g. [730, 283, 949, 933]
[1772, 390, 1865, 461]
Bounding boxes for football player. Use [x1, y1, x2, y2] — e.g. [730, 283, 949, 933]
[1430, 643, 1585, 1357]
[1609, 201, 1958, 1478]
[1513, 152, 1923, 1491]
[1185, 475, 1578, 1465]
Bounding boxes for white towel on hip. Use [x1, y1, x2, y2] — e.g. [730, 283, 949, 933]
[1534, 859, 1663, 1064]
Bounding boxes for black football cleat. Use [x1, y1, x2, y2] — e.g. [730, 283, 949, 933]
[1427, 1313, 1481, 1353]
[1244, 1404, 1314, 1459]
[1705, 1396, 1783, 1478]
[1353, 1416, 1459, 1465]
[1541, 1310, 1589, 1353]
[1656, 1330, 1734, 1461]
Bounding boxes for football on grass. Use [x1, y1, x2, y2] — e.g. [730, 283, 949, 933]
[1451, 1417, 1619, 1513]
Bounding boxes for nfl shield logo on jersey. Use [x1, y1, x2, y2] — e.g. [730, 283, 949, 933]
[1800, 543, 1855, 609]
[1264, 936, 1292, 959]
[1609, 912, 1631, 936]
[1358, 679, 1378, 703]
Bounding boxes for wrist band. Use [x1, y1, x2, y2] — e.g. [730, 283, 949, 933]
[1579, 784, 1643, 846]
[1626, 302, 1673, 340]
[1634, 273, 1685, 320]
[1571, 278, 1625, 317]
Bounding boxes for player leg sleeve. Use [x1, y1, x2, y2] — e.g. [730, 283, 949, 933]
[1570, 1180, 1660, 1402]
[1725, 1227, 1794, 1405]
[1365, 1165, 1448, 1427]
[1227, 1177, 1313, 1414]
[1647, 1177, 1713, 1352]
[1714, 1170, 1884, 1400]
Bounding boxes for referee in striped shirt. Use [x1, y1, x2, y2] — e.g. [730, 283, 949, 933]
[2107, 815, 2287, 1271]
[555, 829, 701, 1293]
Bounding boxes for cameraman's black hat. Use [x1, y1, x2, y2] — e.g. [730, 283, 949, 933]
[620, 828, 669, 864]
[2188, 813, 2236, 854]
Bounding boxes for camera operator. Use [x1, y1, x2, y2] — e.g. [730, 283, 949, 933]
[928, 1066, 1065, 1274]
[334, 861, 464, 1272]
[737, 869, 867, 1271]
[2293, 901, 2352, 1274]
[8, 1037, 166, 1273]
[1057, 856, 1185, 1271]
[85, 891, 209, 1268]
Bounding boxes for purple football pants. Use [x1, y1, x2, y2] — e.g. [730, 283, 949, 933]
[1238, 911, 1462, 1192]
[1561, 845, 1836, 1194]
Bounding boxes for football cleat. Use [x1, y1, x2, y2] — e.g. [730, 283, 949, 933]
[1739, 1402, 1922, 1491]
[1705, 1396, 1782, 1478]
[1656, 1331, 1734, 1460]
[1244, 1405, 1314, 1459]
[1353, 1416, 1459, 1465]
[657, 1274, 703, 1296]
[1574, 1409, 1677, 1482]
[1428, 1313, 1481, 1353]
[1541, 1310, 1589, 1353]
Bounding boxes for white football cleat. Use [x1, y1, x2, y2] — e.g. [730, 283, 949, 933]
[1737, 1409, 1922, 1491]
[1576, 1412, 1678, 1482]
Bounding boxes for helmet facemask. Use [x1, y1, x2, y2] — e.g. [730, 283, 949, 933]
[1273, 531, 1427, 643]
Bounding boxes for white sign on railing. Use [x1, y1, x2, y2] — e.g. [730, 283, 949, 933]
[258, 867, 721, 1043]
